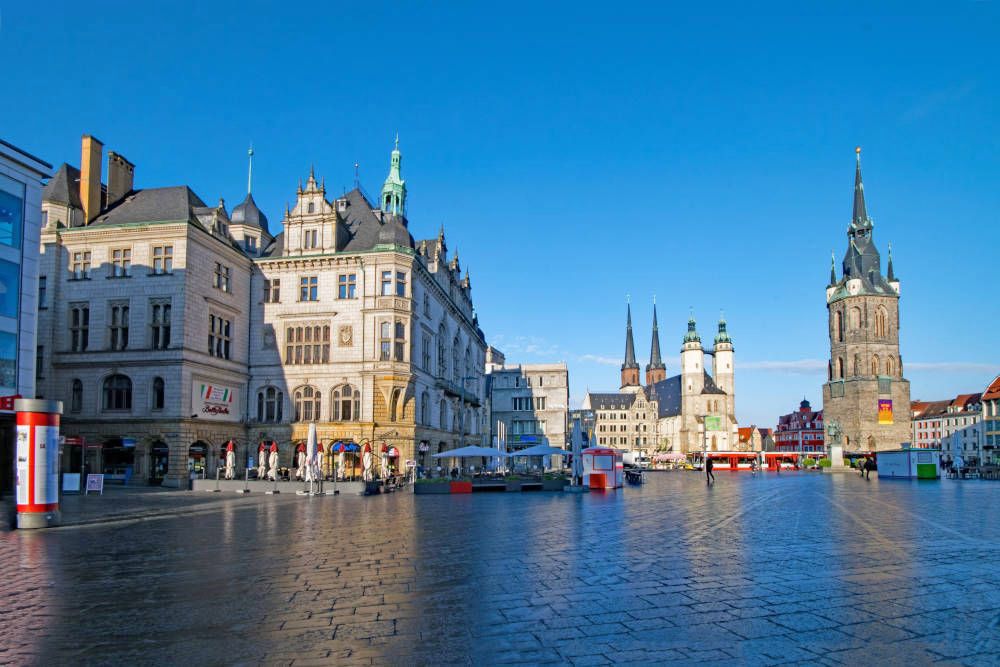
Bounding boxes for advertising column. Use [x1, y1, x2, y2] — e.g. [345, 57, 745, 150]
[15, 399, 63, 529]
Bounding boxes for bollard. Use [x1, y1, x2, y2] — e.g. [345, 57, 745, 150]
[237, 468, 249, 494]
[15, 399, 63, 529]
[211, 467, 221, 492]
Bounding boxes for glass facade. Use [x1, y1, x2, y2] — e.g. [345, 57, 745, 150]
[0, 173, 24, 249]
[0, 258, 19, 319]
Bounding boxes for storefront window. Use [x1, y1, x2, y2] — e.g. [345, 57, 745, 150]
[0, 173, 24, 249]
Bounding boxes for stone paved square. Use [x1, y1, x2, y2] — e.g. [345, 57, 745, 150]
[1, 471, 998, 665]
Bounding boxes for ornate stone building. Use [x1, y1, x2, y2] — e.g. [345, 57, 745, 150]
[822, 149, 911, 453]
[37, 135, 486, 487]
[583, 303, 739, 455]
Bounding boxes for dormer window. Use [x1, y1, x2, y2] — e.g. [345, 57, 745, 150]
[244, 236, 258, 253]
[216, 220, 228, 236]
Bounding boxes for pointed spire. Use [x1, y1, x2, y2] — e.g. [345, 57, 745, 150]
[829, 250, 837, 286]
[887, 242, 896, 281]
[247, 144, 254, 195]
[381, 135, 406, 215]
[647, 302, 665, 371]
[622, 303, 639, 370]
[852, 146, 870, 227]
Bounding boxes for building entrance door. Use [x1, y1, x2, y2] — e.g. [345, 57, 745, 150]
[149, 442, 168, 485]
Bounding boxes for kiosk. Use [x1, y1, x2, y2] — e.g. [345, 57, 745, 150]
[582, 448, 623, 489]
[877, 448, 941, 480]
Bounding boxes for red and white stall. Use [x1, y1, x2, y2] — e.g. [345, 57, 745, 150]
[15, 399, 63, 529]
[582, 447, 623, 489]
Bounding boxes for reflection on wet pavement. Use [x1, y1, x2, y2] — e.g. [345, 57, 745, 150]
[1, 472, 998, 665]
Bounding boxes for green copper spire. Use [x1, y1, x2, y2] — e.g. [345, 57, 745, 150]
[380, 134, 406, 216]
[683, 310, 701, 344]
[714, 312, 732, 345]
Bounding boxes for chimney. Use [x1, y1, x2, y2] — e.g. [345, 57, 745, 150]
[80, 134, 104, 223]
[106, 151, 135, 207]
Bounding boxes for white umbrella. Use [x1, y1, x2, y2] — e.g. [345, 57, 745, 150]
[305, 423, 317, 483]
[512, 444, 570, 458]
[362, 448, 374, 481]
[337, 451, 345, 479]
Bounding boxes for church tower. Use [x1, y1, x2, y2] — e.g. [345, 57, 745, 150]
[381, 135, 406, 216]
[680, 315, 705, 396]
[713, 315, 734, 398]
[823, 148, 911, 453]
[620, 303, 640, 389]
[645, 302, 666, 385]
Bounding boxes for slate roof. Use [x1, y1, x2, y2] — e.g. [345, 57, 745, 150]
[41, 163, 82, 208]
[231, 192, 269, 232]
[645, 376, 682, 418]
[587, 393, 638, 411]
[89, 186, 207, 226]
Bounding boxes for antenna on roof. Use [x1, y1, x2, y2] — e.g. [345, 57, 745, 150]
[354, 162, 360, 189]
[247, 144, 254, 195]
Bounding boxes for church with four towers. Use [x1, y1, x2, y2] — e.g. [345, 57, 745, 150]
[582, 305, 739, 455]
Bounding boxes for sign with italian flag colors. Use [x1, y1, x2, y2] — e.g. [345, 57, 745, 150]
[193, 381, 238, 422]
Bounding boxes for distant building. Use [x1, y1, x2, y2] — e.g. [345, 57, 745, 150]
[822, 149, 912, 453]
[488, 362, 569, 452]
[982, 375, 1000, 465]
[774, 399, 824, 454]
[484, 345, 505, 373]
[568, 408, 595, 443]
[912, 393, 983, 463]
[583, 303, 738, 455]
[736, 425, 774, 452]
[0, 138, 50, 496]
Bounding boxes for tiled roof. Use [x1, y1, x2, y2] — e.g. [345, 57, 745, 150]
[984, 375, 1000, 401]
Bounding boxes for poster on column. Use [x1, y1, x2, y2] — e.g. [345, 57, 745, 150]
[15, 424, 59, 508]
[878, 399, 893, 425]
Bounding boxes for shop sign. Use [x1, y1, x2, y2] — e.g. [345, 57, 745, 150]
[405, 459, 417, 468]
[705, 416, 722, 431]
[85, 473, 104, 495]
[122, 437, 136, 448]
[0, 394, 21, 411]
[192, 381, 238, 422]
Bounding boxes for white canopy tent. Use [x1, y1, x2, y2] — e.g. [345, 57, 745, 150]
[511, 444, 569, 457]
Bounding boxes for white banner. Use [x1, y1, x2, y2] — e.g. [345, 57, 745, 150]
[192, 381, 239, 422]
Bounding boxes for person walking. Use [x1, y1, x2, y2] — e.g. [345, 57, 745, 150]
[864, 456, 875, 480]
[705, 456, 715, 485]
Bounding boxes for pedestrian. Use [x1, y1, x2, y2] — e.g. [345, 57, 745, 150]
[705, 456, 715, 485]
[864, 457, 874, 480]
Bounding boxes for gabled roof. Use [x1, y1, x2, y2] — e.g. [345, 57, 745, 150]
[41, 163, 82, 208]
[88, 186, 207, 226]
[951, 393, 982, 411]
[644, 376, 682, 418]
[984, 375, 1000, 401]
[340, 188, 413, 252]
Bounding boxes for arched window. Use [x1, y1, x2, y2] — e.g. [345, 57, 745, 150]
[390, 388, 401, 421]
[439, 399, 447, 430]
[380, 322, 392, 361]
[257, 386, 283, 422]
[152, 377, 165, 410]
[836, 357, 844, 379]
[871, 355, 880, 376]
[420, 391, 430, 424]
[452, 337, 460, 382]
[874, 307, 888, 337]
[849, 307, 861, 330]
[464, 347, 472, 381]
[294, 386, 321, 422]
[834, 311, 844, 342]
[332, 384, 359, 421]
[102, 374, 132, 411]
[71, 379, 83, 412]
[886, 356, 895, 376]
[307, 202, 315, 214]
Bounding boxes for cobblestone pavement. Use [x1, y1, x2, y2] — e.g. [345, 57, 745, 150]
[1, 472, 998, 666]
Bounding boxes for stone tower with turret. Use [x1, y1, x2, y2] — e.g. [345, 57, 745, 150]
[822, 149, 911, 453]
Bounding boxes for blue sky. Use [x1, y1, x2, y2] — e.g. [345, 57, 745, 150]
[2, 2, 997, 426]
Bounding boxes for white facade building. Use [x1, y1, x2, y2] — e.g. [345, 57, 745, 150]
[488, 361, 569, 452]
